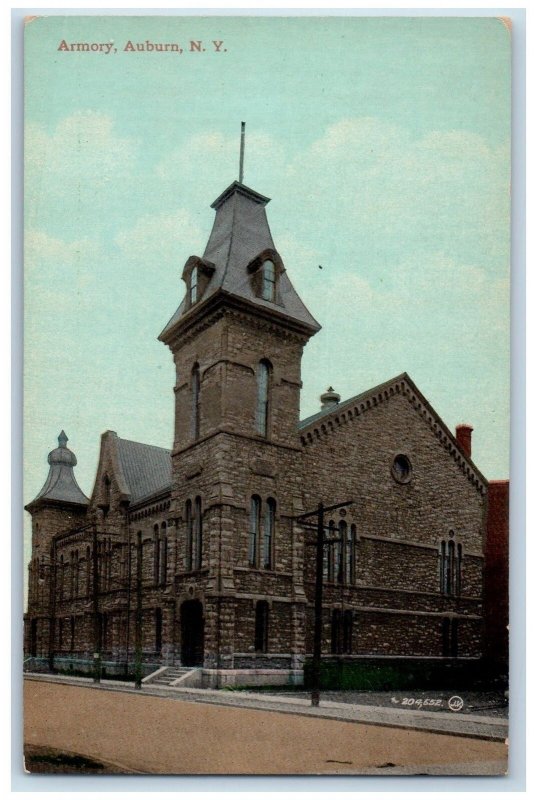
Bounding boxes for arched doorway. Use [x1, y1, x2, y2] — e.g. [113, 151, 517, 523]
[180, 600, 204, 666]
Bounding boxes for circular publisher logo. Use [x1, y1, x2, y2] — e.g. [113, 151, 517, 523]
[448, 695, 464, 712]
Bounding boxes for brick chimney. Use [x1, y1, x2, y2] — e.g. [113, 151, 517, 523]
[456, 424, 473, 458]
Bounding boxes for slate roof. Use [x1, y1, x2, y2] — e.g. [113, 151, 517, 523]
[115, 437, 172, 504]
[298, 375, 406, 430]
[27, 432, 89, 509]
[160, 182, 320, 338]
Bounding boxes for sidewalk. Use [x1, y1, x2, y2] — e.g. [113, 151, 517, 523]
[24, 673, 508, 742]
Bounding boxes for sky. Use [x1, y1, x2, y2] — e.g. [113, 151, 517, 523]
[23, 15, 511, 571]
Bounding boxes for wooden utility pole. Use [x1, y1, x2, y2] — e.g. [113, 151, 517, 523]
[92, 525, 101, 683]
[134, 530, 143, 689]
[47, 538, 57, 673]
[297, 499, 353, 707]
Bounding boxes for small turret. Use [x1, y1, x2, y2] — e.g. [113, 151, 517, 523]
[25, 431, 89, 512]
[320, 387, 340, 410]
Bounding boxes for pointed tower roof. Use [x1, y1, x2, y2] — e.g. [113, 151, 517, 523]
[25, 431, 89, 512]
[159, 181, 320, 342]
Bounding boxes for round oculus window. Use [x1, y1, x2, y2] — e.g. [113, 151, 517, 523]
[391, 454, 412, 484]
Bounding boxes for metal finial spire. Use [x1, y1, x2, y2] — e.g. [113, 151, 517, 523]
[239, 122, 245, 184]
[58, 430, 68, 448]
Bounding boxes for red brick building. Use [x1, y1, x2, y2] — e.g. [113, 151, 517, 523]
[24, 177, 506, 687]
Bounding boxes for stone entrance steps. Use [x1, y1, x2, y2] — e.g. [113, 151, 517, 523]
[143, 666, 200, 688]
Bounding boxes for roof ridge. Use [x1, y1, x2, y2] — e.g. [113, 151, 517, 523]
[116, 436, 171, 452]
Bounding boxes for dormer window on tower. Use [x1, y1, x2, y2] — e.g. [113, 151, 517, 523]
[182, 256, 216, 310]
[189, 266, 198, 305]
[262, 260, 276, 301]
[247, 249, 283, 304]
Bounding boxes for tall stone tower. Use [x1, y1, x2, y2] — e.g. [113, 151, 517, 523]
[159, 180, 320, 682]
[24, 431, 89, 656]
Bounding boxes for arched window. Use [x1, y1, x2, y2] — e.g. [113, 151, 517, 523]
[440, 539, 462, 596]
[262, 260, 276, 301]
[192, 364, 200, 440]
[255, 360, 271, 437]
[254, 600, 269, 653]
[193, 497, 202, 571]
[263, 499, 275, 570]
[189, 265, 198, 305]
[249, 495, 261, 567]
[185, 500, 193, 571]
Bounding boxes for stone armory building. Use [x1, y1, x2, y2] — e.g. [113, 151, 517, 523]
[25, 177, 497, 687]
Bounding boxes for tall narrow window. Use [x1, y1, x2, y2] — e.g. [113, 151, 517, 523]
[160, 522, 168, 585]
[456, 543, 463, 595]
[327, 520, 335, 582]
[255, 360, 271, 437]
[336, 521, 346, 584]
[74, 550, 79, 597]
[249, 496, 261, 567]
[85, 546, 91, 596]
[451, 618, 459, 658]
[70, 616, 75, 652]
[343, 610, 353, 654]
[447, 540, 455, 596]
[331, 609, 342, 654]
[440, 541, 446, 593]
[254, 601, 269, 653]
[189, 265, 198, 305]
[263, 499, 275, 570]
[59, 555, 64, 600]
[185, 500, 193, 571]
[193, 496, 202, 570]
[442, 618, 450, 657]
[347, 524, 356, 585]
[192, 364, 200, 440]
[153, 524, 160, 585]
[262, 260, 276, 301]
[155, 608, 163, 653]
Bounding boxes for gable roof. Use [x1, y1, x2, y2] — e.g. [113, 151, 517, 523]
[299, 372, 487, 494]
[115, 437, 172, 505]
[159, 182, 320, 340]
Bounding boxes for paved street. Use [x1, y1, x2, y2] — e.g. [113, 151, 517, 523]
[24, 678, 508, 775]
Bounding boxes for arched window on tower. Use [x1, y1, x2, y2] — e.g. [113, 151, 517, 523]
[185, 500, 193, 571]
[193, 497, 202, 571]
[263, 498, 275, 570]
[249, 495, 261, 567]
[336, 521, 346, 584]
[192, 364, 200, 440]
[262, 259, 276, 301]
[255, 360, 271, 437]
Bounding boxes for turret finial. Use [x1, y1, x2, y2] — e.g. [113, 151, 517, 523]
[58, 430, 68, 448]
